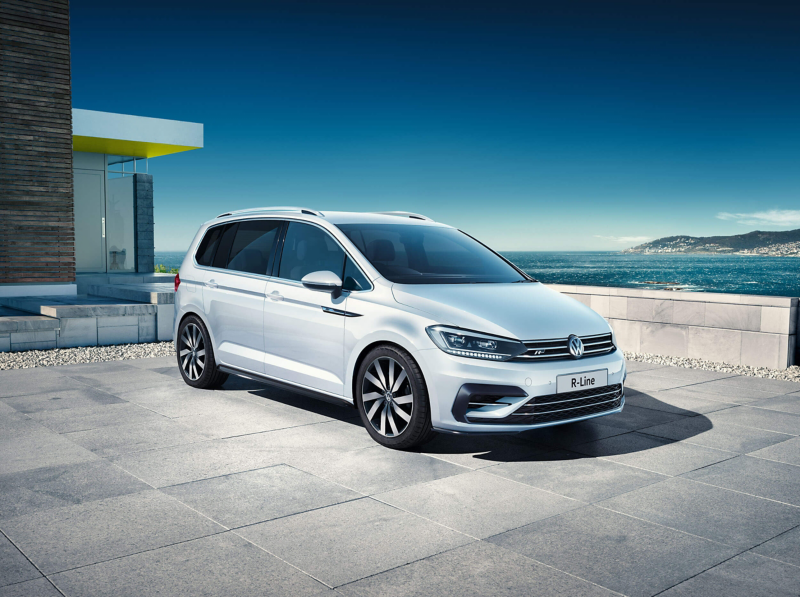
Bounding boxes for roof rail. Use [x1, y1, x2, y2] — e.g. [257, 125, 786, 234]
[217, 206, 323, 218]
[373, 211, 433, 222]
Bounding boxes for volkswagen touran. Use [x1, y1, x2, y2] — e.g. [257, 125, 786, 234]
[175, 208, 626, 448]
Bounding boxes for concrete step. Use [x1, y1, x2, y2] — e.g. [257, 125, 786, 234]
[88, 283, 174, 305]
[0, 306, 60, 352]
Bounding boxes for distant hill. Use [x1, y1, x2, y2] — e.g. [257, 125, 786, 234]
[624, 229, 800, 256]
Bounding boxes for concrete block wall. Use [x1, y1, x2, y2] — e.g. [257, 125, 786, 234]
[549, 285, 798, 369]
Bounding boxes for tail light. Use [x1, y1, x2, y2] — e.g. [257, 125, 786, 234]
[174, 273, 181, 292]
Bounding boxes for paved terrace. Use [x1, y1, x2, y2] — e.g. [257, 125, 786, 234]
[1, 359, 799, 597]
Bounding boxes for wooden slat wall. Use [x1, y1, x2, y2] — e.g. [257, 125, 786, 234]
[0, 0, 74, 284]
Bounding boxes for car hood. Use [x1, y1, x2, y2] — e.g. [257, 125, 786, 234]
[391, 282, 611, 340]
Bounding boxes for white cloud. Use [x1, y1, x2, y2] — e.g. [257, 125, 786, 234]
[716, 209, 800, 227]
[594, 235, 651, 244]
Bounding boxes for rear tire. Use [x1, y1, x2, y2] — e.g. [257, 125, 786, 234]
[177, 315, 227, 389]
[356, 345, 436, 450]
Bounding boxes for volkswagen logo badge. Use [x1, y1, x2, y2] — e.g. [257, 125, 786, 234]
[568, 335, 584, 358]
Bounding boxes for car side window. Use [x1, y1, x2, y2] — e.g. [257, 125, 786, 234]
[225, 220, 281, 275]
[195, 225, 224, 266]
[211, 224, 238, 269]
[342, 256, 371, 291]
[278, 222, 345, 282]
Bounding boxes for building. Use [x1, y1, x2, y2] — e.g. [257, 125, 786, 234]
[1, 0, 202, 350]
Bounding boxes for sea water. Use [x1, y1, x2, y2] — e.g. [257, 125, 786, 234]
[154, 251, 800, 297]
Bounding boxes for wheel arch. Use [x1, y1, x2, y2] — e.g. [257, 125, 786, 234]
[350, 340, 428, 405]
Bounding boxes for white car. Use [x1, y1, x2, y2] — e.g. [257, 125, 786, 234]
[174, 207, 625, 449]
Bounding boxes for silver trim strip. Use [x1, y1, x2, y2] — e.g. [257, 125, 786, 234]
[510, 396, 619, 415]
[527, 387, 621, 407]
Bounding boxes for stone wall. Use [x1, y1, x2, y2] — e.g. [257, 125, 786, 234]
[0, 0, 75, 284]
[133, 174, 154, 273]
[548, 284, 798, 369]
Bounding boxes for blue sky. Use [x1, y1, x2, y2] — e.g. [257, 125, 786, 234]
[70, 0, 800, 252]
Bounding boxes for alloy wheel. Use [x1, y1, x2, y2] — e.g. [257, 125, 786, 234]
[361, 357, 414, 437]
[180, 323, 206, 381]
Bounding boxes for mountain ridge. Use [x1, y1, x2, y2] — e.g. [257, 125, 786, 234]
[623, 228, 800, 256]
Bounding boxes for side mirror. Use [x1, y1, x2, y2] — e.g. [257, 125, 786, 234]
[301, 270, 343, 294]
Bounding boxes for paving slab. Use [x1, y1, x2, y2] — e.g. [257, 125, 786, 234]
[683, 455, 800, 506]
[289, 445, 467, 494]
[488, 506, 738, 597]
[109, 437, 285, 487]
[0, 532, 40, 588]
[375, 470, 582, 539]
[29, 402, 168, 434]
[0, 369, 88, 399]
[521, 419, 629, 450]
[64, 418, 207, 457]
[124, 355, 176, 370]
[627, 367, 736, 384]
[2, 387, 123, 416]
[339, 540, 616, 597]
[707, 406, 800, 436]
[747, 437, 800, 466]
[0, 430, 99, 476]
[173, 399, 332, 439]
[65, 368, 171, 393]
[0, 460, 150, 520]
[0, 578, 61, 597]
[0, 413, 50, 439]
[659, 551, 800, 597]
[593, 403, 690, 432]
[624, 361, 666, 373]
[748, 393, 800, 415]
[597, 476, 800, 549]
[0, 490, 224, 574]
[50, 532, 330, 597]
[751, 525, 800, 567]
[623, 373, 696, 393]
[681, 379, 789, 403]
[640, 415, 794, 453]
[624, 387, 738, 415]
[487, 449, 667, 502]
[163, 465, 361, 528]
[573, 431, 736, 476]
[419, 434, 551, 469]
[236, 498, 473, 587]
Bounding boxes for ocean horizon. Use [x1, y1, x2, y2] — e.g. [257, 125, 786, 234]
[154, 250, 800, 297]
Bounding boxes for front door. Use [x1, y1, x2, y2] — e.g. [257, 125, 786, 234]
[73, 169, 106, 272]
[263, 222, 347, 396]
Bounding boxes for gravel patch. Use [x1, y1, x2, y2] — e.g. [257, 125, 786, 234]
[625, 351, 800, 384]
[0, 342, 176, 371]
[1, 342, 797, 385]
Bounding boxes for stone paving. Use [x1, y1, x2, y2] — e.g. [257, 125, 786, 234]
[1, 358, 799, 596]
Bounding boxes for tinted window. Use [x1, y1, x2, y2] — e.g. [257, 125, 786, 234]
[278, 222, 345, 282]
[225, 220, 281, 275]
[337, 224, 527, 284]
[342, 256, 371, 291]
[212, 224, 237, 269]
[195, 226, 223, 266]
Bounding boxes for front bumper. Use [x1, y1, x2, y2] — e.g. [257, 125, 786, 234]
[415, 346, 627, 434]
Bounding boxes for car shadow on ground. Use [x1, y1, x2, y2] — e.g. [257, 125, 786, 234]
[227, 377, 713, 463]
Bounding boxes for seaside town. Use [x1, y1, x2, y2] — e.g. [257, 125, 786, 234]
[624, 235, 800, 256]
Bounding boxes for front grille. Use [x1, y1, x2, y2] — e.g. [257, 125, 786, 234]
[513, 333, 615, 361]
[468, 383, 623, 425]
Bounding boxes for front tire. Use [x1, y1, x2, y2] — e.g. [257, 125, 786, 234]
[356, 345, 436, 450]
[177, 315, 228, 389]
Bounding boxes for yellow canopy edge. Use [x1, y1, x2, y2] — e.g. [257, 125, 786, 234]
[73, 135, 202, 158]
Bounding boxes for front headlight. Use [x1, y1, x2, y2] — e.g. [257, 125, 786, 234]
[426, 325, 526, 361]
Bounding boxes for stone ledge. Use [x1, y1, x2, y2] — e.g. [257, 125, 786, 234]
[548, 284, 798, 307]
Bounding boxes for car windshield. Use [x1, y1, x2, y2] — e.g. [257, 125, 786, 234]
[336, 223, 531, 284]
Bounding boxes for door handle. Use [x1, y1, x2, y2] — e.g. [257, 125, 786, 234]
[267, 291, 283, 301]
[206, 280, 218, 289]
